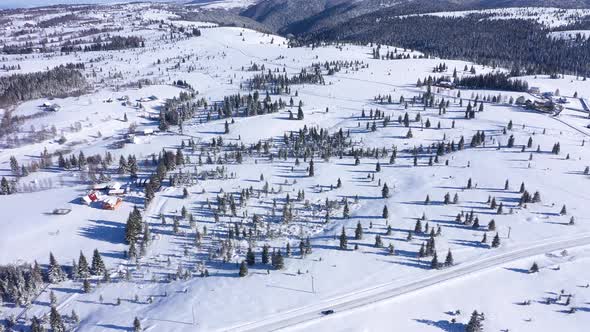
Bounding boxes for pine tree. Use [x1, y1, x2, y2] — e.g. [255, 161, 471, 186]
[382, 205, 389, 219]
[125, 206, 143, 244]
[246, 247, 256, 266]
[48, 252, 65, 283]
[418, 243, 425, 257]
[239, 261, 248, 277]
[91, 249, 106, 276]
[274, 250, 285, 270]
[431, 252, 439, 269]
[83, 279, 91, 293]
[488, 219, 496, 231]
[414, 219, 422, 233]
[339, 227, 348, 250]
[445, 249, 454, 266]
[343, 200, 350, 219]
[354, 221, 363, 240]
[308, 159, 314, 177]
[382, 183, 389, 198]
[530, 262, 539, 273]
[133, 317, 142, 332]
[30, 316, 43, 332]
[465, 310, 483, 332]
[145, 184, 155, 207]
[78, 251, 89, 279]
[560, 204, 567, 215]
[261, 245, 269, 264]
[374, 235, 383, 248]
[297, 106, 304, 120]
[50, 306, 66, 332]
[491, 233, 500, 248]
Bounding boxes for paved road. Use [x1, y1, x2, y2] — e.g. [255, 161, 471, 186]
[224, 234, 590, 332]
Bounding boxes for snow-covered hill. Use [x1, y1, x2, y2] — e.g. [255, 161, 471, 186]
[1, 3, 590, 332]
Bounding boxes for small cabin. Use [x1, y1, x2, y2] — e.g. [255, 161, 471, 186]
[108, 188, 126, 196]
[107, 182, 122, 190]
[529, 87, 541, 94]
[46, 104, 61, 112]
[102, 197, 122, 210]
[82, 191, 100, 205]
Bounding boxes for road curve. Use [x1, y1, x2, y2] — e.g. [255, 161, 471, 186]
[224, 234, 590, 332]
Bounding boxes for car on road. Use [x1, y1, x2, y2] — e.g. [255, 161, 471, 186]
[321, 310, 335, 316]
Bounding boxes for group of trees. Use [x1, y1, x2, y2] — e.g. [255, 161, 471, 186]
[60, 35, 145, 53]
[248, 66, 325, 91]
[456, 73, 529, 92]
[0, 64, 87, 107]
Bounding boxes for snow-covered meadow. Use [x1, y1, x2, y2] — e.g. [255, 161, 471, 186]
[1, 3, 590, 332]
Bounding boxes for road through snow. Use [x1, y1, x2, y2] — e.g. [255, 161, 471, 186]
[224, 234, 590, 332]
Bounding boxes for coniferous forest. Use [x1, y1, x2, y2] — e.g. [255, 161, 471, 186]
[304, 15, 590, 77]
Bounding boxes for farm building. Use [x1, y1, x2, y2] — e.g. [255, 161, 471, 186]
[102, 197, 123, 210]
[82, 191, 101, 205]
[108, 188, 126, 196]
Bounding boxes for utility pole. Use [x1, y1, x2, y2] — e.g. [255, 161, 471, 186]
[508, 226, 512, 239]
[311, 274, 315, 294]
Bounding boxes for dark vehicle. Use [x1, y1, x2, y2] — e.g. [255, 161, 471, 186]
[321, 310, 335, 315]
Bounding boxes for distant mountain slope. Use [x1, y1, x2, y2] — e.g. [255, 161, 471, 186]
[240, 0, 590, 34]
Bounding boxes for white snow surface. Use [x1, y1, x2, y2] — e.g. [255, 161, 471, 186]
[1, 4, 590, 332]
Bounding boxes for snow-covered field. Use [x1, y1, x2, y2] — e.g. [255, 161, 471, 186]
[1, 3, 590, 332]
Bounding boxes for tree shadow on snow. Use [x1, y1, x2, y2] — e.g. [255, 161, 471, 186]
[504, 267, 530, 274]
[414, 319, 465, 332]
[94, 323, 132, 331]
[78, 219, 125, 244]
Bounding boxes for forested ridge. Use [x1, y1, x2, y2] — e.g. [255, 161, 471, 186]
[303, 15, 590, 76]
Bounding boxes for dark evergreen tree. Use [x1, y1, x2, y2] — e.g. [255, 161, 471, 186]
[239, 261, 248, 277]
[491, 233, 500, 248]
[339, 226, 348, 250]
[91, 249, 106, 276]
[465, 310, 483, 332]
[354, 221, 363, 240]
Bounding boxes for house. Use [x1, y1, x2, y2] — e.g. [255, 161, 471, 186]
[82, 191, 100, 205]
[526, 100, 563, 113]
[107, 182, 122, 190]
[529, 87, 541, 94]
[435, 81, 455, 89]
[102, 197, 123, 210]
[108, 187, 126, 196]
[93, 183, 108, 190]
[45, 103, 61, 112]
